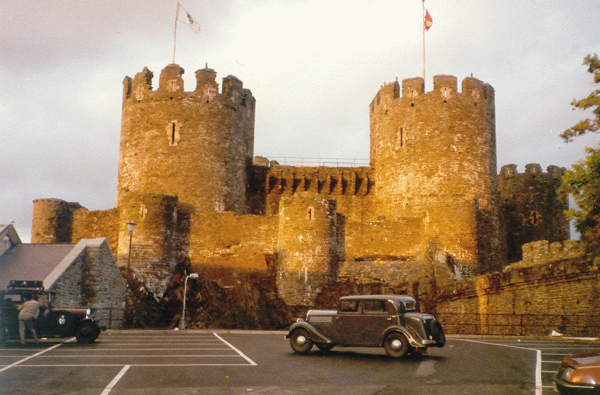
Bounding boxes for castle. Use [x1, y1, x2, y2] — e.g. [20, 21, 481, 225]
[31, 64, 569, 308]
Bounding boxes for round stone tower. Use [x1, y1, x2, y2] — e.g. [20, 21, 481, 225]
[369, 75, 503, 273]
[31, 198, 82, 243]
[277, 193, 339, 306]
[117, 64, 256, 214]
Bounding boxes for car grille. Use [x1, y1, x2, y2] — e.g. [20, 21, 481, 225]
[423, 317, 435, 339]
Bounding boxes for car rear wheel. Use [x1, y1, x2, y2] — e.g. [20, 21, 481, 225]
[75, 321, 100, 344]
[290, 328, 313, 354]
[384, 332, 409, 358]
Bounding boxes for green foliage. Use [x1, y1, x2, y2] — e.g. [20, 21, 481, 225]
[560, 54, 600, 142]
[559, 148, 600, 253]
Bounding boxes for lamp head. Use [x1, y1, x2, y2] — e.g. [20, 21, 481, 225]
[126, 221, 137, 233]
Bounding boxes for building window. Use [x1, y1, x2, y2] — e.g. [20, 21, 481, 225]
[441, 87, 451, 99]
[136, 85, 144, 101]
[204, 86, 217, 102]
[307, 207, 315, 221]
[139, 205, 147, 219]
[531, 211, 540, 225]
[166, 121, 181, 146]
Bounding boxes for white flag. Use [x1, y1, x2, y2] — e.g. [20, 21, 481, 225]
[177, 3, 201, 33]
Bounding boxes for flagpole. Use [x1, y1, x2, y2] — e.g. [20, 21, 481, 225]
[172, 2, 179, 64]
[422, 0, 426, 82]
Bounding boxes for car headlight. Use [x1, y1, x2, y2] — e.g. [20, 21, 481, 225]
[562, 367, 574, 382]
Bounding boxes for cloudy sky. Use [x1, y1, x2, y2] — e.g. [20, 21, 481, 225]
[1, 0, 599, 242]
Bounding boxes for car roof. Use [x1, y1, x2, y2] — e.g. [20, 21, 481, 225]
[339, 295, 415, 302]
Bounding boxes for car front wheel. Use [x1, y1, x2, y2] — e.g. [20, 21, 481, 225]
[75, 321, 100, 344]
[289, 328, 313, 354]
[431, 321, 446, 348]
[384, 332, 409, 358]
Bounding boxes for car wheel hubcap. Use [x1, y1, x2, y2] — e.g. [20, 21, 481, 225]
[296, 335, 307, 346]
[391, 339, 402, 350]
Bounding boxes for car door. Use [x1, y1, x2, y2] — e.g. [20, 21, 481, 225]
[330, 299, 363, 345]
[361, 299, 398, 346]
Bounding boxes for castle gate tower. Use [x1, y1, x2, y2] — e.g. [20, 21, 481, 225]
[370, 75, 503, 273]
[117, 64, 256, 214]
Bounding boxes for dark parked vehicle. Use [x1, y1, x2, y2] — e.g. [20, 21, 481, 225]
[0, 280, 101, 345]
[287, 295, 445, 358]
[553, 351, 600, 394]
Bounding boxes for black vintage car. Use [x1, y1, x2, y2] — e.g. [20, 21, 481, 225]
[0, 280, 101, 345]
[287, 295, 445, 358]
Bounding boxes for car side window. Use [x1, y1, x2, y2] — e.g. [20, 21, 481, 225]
[362, 300, 388, 314]
[339, 300, 359, 313]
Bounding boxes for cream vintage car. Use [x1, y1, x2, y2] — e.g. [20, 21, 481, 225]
[287, 295, 445, 358]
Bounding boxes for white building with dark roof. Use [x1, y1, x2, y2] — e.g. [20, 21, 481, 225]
[0, 224, 126, 329]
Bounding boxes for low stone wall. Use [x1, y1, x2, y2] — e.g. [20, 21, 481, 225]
[437, 243, 599, 336]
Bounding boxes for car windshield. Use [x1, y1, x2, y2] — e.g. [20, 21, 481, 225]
[402, 299, 417, 312]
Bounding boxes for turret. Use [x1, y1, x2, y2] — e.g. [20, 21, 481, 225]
[31, 199, 82, 243]
[498, 164, 569, 262]
[117, 64, 256, 215]
[369, 74, 501, 273]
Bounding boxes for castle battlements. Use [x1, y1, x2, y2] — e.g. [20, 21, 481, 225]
[499, 163, 565, 180]
[370, 74, 495, 111]
[123, 64, 255, 111]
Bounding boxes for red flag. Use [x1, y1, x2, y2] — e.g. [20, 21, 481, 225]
[424, 8, 433, 31]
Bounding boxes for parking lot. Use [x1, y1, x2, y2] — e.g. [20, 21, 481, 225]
[0, 330, 598, 395]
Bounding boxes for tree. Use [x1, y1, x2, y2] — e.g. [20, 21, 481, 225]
[560, 54, 600, 142]
[558, 149, 600, 252]
[559, 54, 600, 252]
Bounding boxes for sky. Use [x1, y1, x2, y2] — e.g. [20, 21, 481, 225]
[1, 0, 599, 242]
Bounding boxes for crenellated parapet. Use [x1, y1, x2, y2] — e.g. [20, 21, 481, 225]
[370, 74, 494, 114]
[499, 163, 565, 181]
[122, 64, 255, 111]
[265, 166, 373, 196]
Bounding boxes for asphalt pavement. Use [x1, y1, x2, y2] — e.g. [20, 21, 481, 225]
[0, 330, 598, 395]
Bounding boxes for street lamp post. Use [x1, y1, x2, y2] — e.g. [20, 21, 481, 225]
[126, 221, 136, 271]
[181, 273, 199, 329]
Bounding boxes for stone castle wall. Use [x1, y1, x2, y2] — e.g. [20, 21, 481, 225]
[437, 241, 598, 336]
[30, 66, 574, 327]
[71, 207, 120, 257]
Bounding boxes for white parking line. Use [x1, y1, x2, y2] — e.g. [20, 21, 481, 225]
[100, 365, 130, 395]
[535, 350, 542, 395]
[455, 339, 542, 395]
[0, 338, 74, 373]
[213, 333, 257, 366]
[1, 333, 256, 369]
